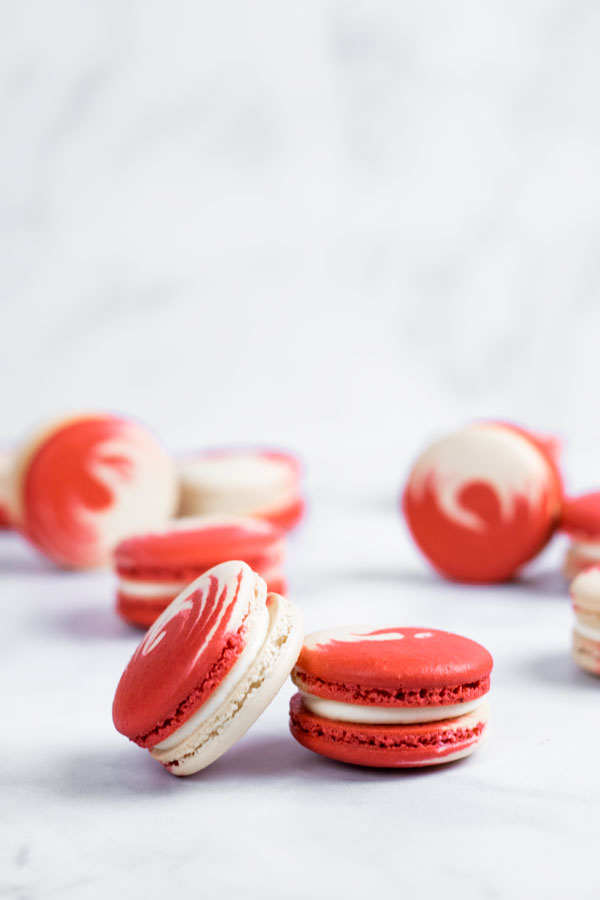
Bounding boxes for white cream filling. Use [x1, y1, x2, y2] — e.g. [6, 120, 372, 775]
[574, 621, 600, 643]
[300, 691, 488, 724]
[153, 602, 271, 751]
[118, 577, 185, 598]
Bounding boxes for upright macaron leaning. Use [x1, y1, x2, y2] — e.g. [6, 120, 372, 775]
[177, 448, 304, 531]
[570, 566, 600, 676]
[114, 516, 287, 628]
[402, 422, 563, 583]
[113, 561, 304, 775]
[289, 627, 493, 768]
[10, 413, 178, 568]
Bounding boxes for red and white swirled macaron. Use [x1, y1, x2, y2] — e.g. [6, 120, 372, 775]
[177, 449, 304, 532]
[402, 422, 563, 583]
[11, 414, 178, 568]
[114, 516, 287, 628]
[113, 560, 303, 775]
[289, 626, 492, 768]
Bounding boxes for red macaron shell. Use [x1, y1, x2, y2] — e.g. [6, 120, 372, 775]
[289, 694, 487, 768]
[112, 562, 256, 747]
[116, 592, 173, 629]
[114, 518, 284, 581]
[402, 422, 563, 583]
[560, 492, 600, 539]
[293, 627, 492, 706]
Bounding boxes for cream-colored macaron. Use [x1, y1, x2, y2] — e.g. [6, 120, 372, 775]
[570, 565, 600, 676]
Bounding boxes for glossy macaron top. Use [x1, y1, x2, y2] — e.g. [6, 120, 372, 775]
[114, 516, 284, 578]
[402, 421, 563, 583]
[112, 561, 266, 747]
[12, 413, 177, 568]
[560, 493, 600, 539]
[292, 626, 493, 705]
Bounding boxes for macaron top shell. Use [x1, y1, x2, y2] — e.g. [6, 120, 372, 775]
[13, 414, 177, 568]
[292, 626, 493, 705]
[112, 561, 265, 747]
[114, 516, 284, 577]
[402, 422, 562, 582]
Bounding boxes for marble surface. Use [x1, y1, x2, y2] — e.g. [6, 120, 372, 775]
[3, 501, 600, 899]
[3, 2, 600, 897]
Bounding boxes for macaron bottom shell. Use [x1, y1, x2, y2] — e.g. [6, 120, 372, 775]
[289, 694, 489, 768]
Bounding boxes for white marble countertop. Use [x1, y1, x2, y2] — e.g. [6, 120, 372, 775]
[3, 492, 599, 899]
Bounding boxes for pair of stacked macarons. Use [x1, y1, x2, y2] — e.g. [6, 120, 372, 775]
[3, 413, 304, 574]
[112, 561, 494, 775]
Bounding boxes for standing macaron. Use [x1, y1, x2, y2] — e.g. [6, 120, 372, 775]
[177, 449, 304, 531]
[289, 627, 493, 767]
[113, 561, 303, 775]
[402, 422, 563, 583]
[114, 516, 287, 628]
[570, 566, 600, 675]
[10, 413, 178, 568]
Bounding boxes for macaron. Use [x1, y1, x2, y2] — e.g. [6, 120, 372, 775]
[402, 422, 563, 583]
[114, 515, 287, 628]
[289, 626, 492, 768]
[570, 565, 600, 675]
[11, 413, 178, 568]
[560, 493, 600, 580]
[113, 560, 304, 775]
[177, 449, 304, 531]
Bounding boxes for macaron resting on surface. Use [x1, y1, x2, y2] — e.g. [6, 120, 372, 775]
[402, 422, 563, 583]
[289, 626, 493, 767]
[11, 414, 178, 568]
[570, 566, 600, 675]
[113, 561, 303, 775]
[114, 515, 287, 628]
[177, 449, 304, 531]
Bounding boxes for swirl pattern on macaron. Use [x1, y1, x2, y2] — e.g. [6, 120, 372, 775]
[113, 561, 264, 748]
[402, 422, 563, 582]
[14, 415, 177, 568]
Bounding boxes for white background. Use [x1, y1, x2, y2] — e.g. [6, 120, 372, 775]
[2, 2, 600, 898]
